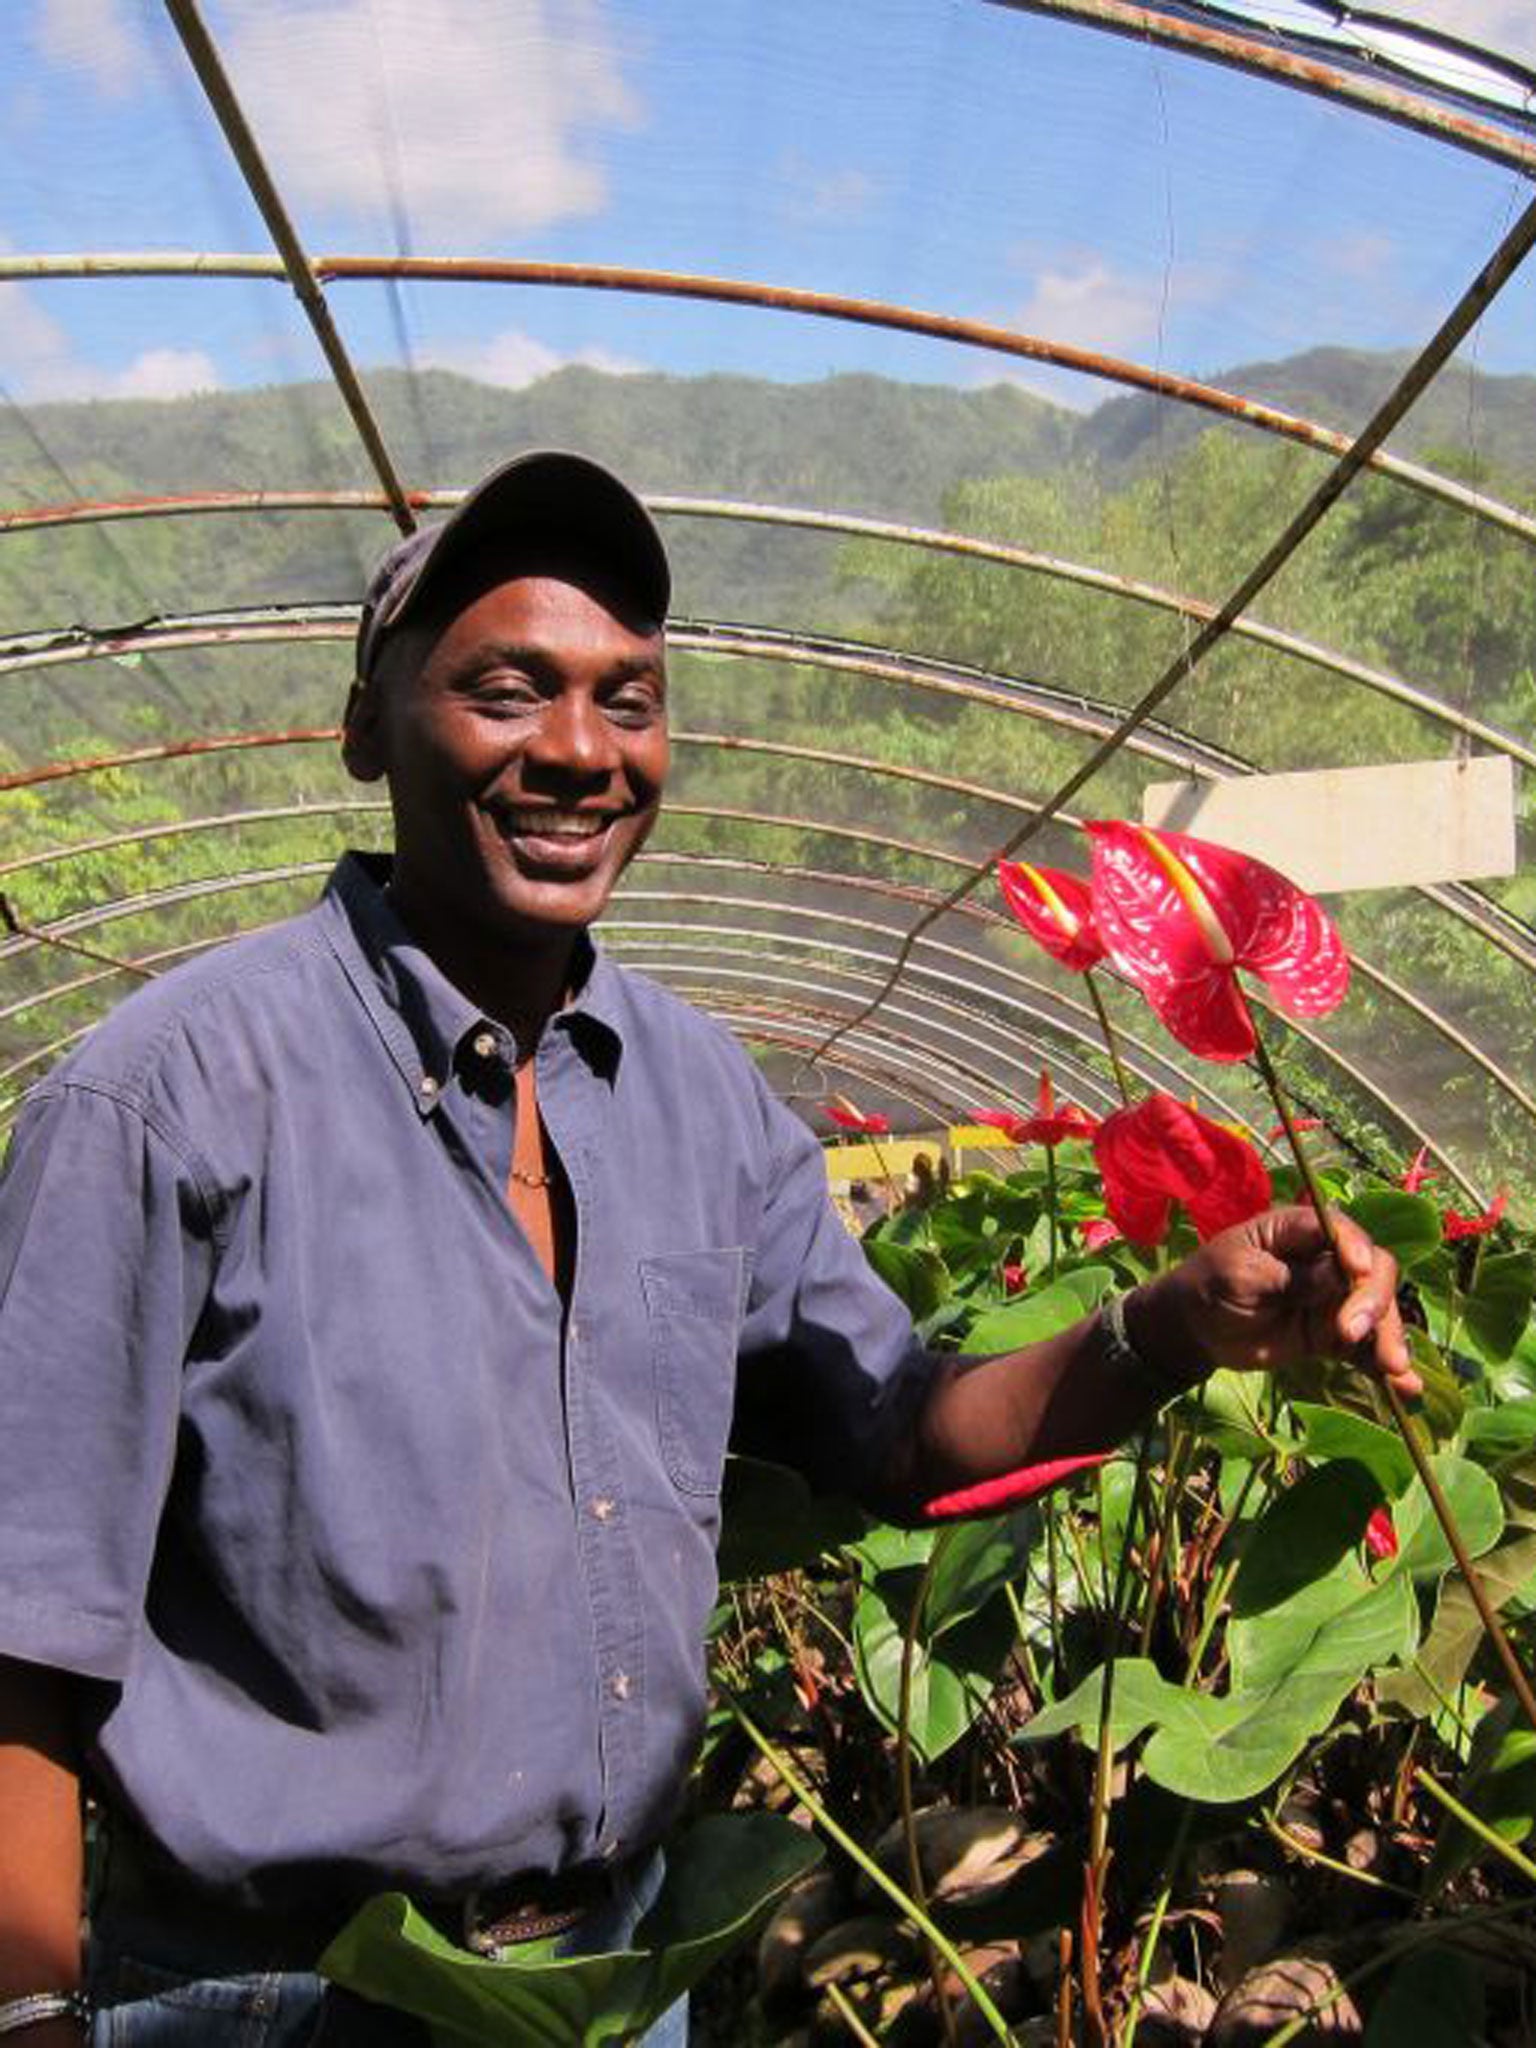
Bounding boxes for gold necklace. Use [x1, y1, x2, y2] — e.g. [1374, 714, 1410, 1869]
[508, 1165, 554, 1190]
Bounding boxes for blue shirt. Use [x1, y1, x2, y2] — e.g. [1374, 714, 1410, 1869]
[0, 855, 930, 1908]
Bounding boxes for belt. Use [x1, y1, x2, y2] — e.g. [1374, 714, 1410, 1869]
[447, 1863, 618, 1955]
[96, 1820, 620, 1971]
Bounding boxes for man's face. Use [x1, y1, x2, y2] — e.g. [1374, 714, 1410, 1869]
[347, 566, 669, 952]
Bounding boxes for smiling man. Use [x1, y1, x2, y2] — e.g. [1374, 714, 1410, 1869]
[0, 453, 1413, 2048]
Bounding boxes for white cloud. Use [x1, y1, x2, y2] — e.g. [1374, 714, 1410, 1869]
[416, 326, 640, 389]
[0, 275, 222, 401]
[1318, 230, 1399, 283]
[111, 346, 221, 399]
[776, 152, 877, 225]
[217, 0, 641, 247]
[1011, 258, 1166, 357]
[32, 0, 147, 97]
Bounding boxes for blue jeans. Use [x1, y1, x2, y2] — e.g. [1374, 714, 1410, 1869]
[88, 1852, 689, 2046]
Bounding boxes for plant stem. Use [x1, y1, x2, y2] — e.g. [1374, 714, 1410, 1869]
[825, 1979, 884, 2048]
[723, 1691, 1018, 2045]
[1415, 1765, 1536, 1887]
[867, 1134, 902, 1213]
[1081, 1435, 1155, 2041]
[1247, 1014, 1536, 1737]
[1045, 1142, 1059, 1283]
[1085, 970, 1134, 1106]
[1055, 1928, 1074, 2048]
[897, 1531, 961, 2048]
[1118, 1804, 1194, 2045]
[1262, 1811, 1416, 1899]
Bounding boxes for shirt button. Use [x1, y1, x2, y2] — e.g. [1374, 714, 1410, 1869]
[419, 1075, 439, 1101]
[472, 1030, 498, 1060]
[591, 1497, 616, 1523]
[610, 1671, 631, 1701]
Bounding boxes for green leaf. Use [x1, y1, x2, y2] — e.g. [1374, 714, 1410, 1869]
[1019, 1657, 1201, 1752]
[1229, 1463, 1382, 1617]
[716, 1457, 866, 1584]
[1364, 1947, 1484, 2045]
[318, 1813, 823, 2046]
[925, 1510, 1039, 1637]
[1342, 1189, 1444, 1269]
[1393, 1454, 1505, 1584]
[853, 1581, 1015, 1763]
[1053, 1263, 1119, 1312]
[1426, 1694, 1536, 1889]
[1462, 1252, 1536, 1367]
[1021, 1618, 1418, 1806]
[1229, 1552, 1418, 1698]
[960, 1278, 1095, 1356]
[1142, 1670, 1366, 1805]
[863, 1237, 952, 1320]
[1380, 1469, 1536, 1719]
[849, 1522, 933, 1578]
[1463, 1398, 1536, 1467]
[1177, 1369, 1286, 1461]
[1408, 1330, 1465, 1442]
[1146, 1561, 1417, 1802]
[1290, 1403, 1414, 1497]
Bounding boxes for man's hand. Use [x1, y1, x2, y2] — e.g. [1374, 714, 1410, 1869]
[1136, 1204, 1419, 1397]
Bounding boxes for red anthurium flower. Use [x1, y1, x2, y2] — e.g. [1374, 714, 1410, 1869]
[923, 1451, 1112, 1523]
[826, 1098, 890, 1136]
[1086, 822, 1349, 1063]
[1444, 1190, 1508, 1241]
[997, 859, 1105, 972]
[1266, 1118, 1322, 1144]
[1001, 1261, 1028, 1296]
[1092, 1092, 1272, 1247]
[1364, 1507, 1398, 1561]
[976, 1070, 1099, 1149]
[1399, 1146, 1439, 1194]
[1079, 1216, 1122, 1252]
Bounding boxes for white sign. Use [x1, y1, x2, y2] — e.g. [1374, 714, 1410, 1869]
[1142, 756, 1516, 894]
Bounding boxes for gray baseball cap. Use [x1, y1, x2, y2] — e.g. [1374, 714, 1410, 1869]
[355, 450, 670, 685]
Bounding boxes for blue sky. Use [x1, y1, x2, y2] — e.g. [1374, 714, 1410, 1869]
[4, 0, 1535, 414]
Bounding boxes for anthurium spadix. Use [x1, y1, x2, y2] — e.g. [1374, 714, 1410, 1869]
[1085, 822, 1350, 1062]
[996, 859, 1105, 972]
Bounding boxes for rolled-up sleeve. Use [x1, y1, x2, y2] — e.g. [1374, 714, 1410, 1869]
[733, 1086, 935, 1502]
[0, 1084, 213, 1681]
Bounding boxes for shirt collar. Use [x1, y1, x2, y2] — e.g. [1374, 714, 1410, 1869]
[321, 853, 624, 1111]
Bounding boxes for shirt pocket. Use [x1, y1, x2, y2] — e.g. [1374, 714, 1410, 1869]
[639, 1248, 751, 1497]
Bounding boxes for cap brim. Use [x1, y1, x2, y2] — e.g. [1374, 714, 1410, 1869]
[382, 446, 667, 630]
[360, 450, 670, 679]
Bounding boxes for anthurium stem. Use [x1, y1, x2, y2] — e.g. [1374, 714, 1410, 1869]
[898, 1530, 961, 2048]
[1045, 1143, 1059, 1283]
[1084, 970, 1134, 1107]
[867, 1134, 902, 1212]
[825, 1979, 884, 2047]
[722, 1692, 1017, 2044]
[1247, 1016, 1536, 1737]
[1088, 1438, 1154, 1875]
[1382, 1377, 1536, 1733]
[1414, 1765, 1536, 1888]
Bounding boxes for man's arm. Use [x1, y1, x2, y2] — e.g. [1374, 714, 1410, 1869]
[883, 1205, 1416, 1520]
[0, 1656, 85, 2044]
